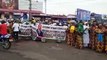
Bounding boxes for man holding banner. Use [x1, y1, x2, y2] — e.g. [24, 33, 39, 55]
[36, 23, 46, 43]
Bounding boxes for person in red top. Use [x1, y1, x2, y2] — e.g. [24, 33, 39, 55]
[0, 20, 8, 35]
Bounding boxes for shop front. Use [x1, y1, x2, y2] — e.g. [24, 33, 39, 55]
[0, 9, 42, 21]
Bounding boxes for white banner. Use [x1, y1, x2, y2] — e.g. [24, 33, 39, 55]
[19, 24, 31, 36]
[19, 23, 67, 41]
[35, 24, 67, 40]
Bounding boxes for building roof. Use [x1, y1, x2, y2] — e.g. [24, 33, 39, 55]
[32, 14, 67, 19]
[51, 15, 67, 18]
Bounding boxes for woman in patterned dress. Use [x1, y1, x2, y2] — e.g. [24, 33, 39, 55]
[104, 24, 107, 53]
[89, 21, 98, 49]
[95, 24, 105, 52]
[75, 21, 84, 49]
[66, 27, 70, 44]
[66, 23, 76, 46]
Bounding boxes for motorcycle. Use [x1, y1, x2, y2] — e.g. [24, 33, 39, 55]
[0, 34, 11, 50]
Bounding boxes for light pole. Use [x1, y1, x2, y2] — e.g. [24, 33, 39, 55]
[44, 0, 47, 14]
[28, 0, 32, 21]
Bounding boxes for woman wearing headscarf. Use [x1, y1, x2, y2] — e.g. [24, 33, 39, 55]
[83, 22, 90, 48]
[75, 21, 84, 49]
[104, 24, 107, 53]
[95, 24, 105, 52]
[89, 21, 98, 49]
[66, 22, 76, 46]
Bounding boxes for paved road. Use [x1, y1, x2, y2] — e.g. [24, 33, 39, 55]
[0, 40, 107, 60]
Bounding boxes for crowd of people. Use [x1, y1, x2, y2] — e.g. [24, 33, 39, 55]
[24, 18, 107, 54]
[0, 18, 107, 54]
[66, 20, 107, 54]
[0, 20, 20, 42]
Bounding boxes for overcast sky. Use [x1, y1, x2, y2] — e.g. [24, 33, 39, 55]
[37, 0, 107, 15]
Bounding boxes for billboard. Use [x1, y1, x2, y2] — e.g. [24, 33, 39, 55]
[19, 0, 43, 11]
[102, 15, 107, 20]
[90, 13, 102, 23]
[94, 14, 102, 23]
[77, 9, 91, 21]
[0, 0, 18, 10]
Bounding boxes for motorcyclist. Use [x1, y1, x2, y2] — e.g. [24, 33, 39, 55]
[0, 20, 8, 38]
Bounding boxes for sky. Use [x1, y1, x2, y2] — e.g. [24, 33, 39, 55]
[37, 0, 107, 15]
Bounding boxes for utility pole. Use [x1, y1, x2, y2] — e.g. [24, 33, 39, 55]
[29, 0, 32, 21]
[44, 0, 47, 14]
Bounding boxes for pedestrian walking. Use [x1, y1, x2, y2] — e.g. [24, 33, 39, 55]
[12, 20, 20, 42]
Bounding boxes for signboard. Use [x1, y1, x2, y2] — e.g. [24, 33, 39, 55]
[94, 14, 102, 23]
[102, 15, 107, 24]
[19, 23, 67, 41]
[19, 24, 31, 36]
[0, 0, 18, 10]
[41, 24, 66, 40]
[35, 24, 67, 40]
[102, 15, 107, 20]
[19, 0, 43, 11]
[77, 9, 91, 21]
[31, 25, 38, 40]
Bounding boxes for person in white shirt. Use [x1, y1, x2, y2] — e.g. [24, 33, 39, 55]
[83, 22, 90, 47]
[12, 21, 20, 42]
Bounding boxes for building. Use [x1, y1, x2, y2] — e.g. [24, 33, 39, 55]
[19, 0, 43, 12]
[0, 0, 43, 20]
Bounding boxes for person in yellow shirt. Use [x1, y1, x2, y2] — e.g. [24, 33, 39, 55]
[70, 24, 75, 33]
[67, 22, 76, 46]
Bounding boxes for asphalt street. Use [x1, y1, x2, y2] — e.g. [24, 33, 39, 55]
[0, 40, 107, 60]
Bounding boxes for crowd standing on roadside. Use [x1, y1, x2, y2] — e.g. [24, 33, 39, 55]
[0, 18, 107, 54]
[66, 20, 107, 54]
